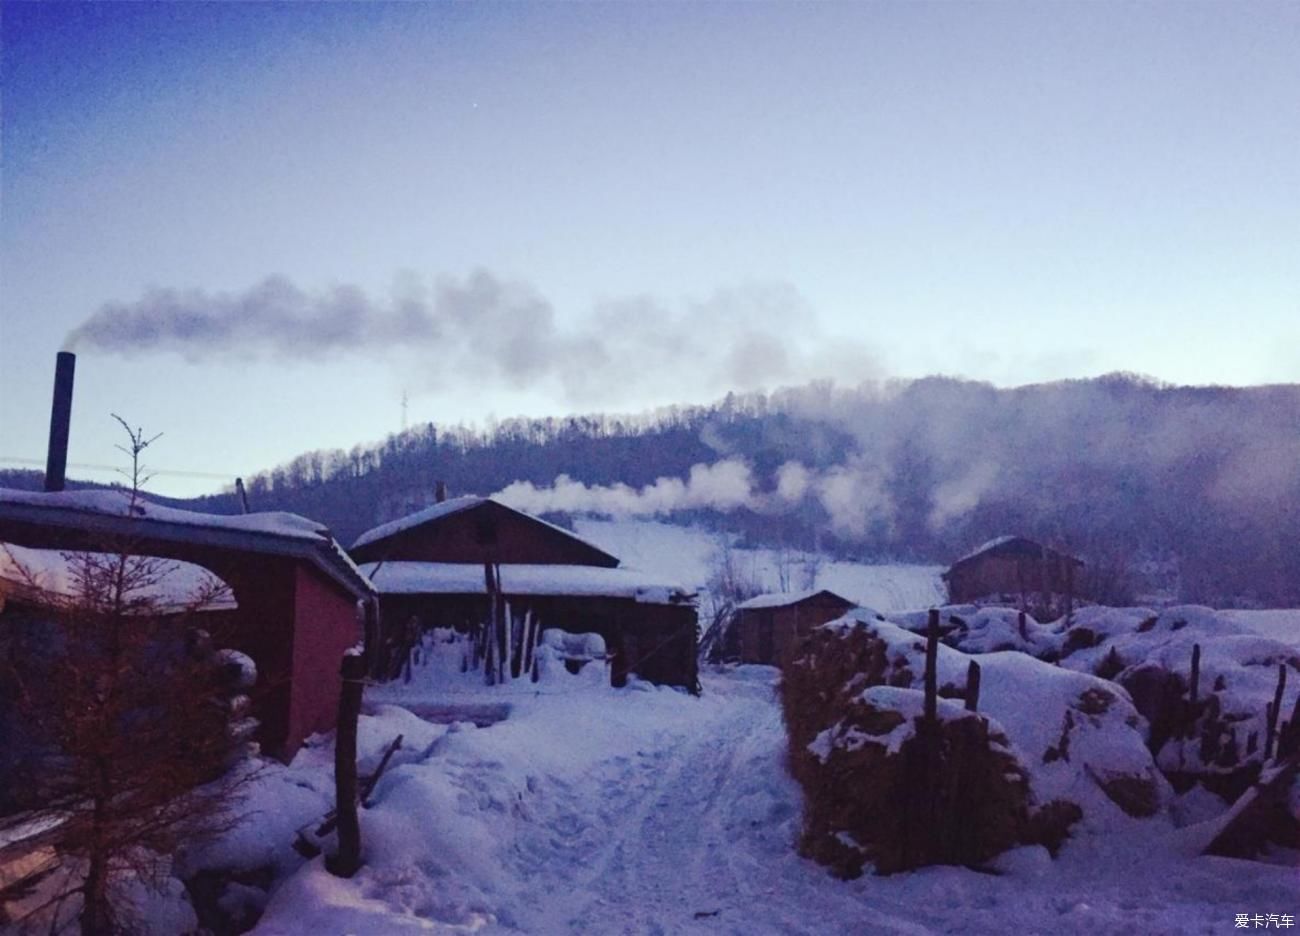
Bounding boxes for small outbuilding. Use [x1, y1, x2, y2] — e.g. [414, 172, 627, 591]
[943, 536, 1083, 614]
[351, 495, 699, 691]
[728, 589, 857, 665]
[0, 488, 374, 759]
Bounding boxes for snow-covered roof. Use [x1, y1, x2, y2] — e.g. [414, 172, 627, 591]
[359, 561, 694, 606]
[950, 535, 1082, 568]
[955, 535, 1019, 564]
[0, 542, 238, 613]
[0, 487, 373, 599]
[0, 488, 325, 539]
[352, 495, 485, 550]
[735, 589, 854, 611]
[351, 495, 619, 565]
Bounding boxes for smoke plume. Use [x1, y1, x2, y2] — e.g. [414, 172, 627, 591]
[64, 271, 882, 406]
[494, 456, 895, 539]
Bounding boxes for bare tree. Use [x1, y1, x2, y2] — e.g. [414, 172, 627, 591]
[0, 419, 255, 935]
[698, 539, 765, 663]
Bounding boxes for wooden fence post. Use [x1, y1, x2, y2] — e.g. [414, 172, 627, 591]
[965, 660, 981, 712]
[1264, 664, 1287, 761]
[328, 653, 366, 877]
[924, 609, 940, 724]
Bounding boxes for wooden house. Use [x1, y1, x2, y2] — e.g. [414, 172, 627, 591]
[729, 589, 857, 665]
[0, 488, 375, 760]
[943, 536, 1083, 611]
[351, 495, 699, 690]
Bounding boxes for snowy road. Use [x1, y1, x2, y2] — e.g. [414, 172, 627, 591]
[509, 674, 923, 936]
[253, 664, 1298, 936]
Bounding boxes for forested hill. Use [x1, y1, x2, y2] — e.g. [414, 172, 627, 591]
[8, 374, 1300, 606]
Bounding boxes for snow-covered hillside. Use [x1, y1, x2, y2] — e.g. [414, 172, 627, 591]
[572, 518, 946, 613]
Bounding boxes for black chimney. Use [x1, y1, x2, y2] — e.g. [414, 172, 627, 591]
[435, 480, 447, 503]
[44, 351, 76, 492]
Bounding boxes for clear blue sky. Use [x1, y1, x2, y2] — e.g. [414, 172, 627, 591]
[2, 1, 1297, 496]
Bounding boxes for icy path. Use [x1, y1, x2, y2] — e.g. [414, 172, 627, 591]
[254, 666, 1297, 935]
[507, 673, 923, 935]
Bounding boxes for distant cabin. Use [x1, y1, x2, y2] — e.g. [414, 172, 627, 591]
[351, 495, 699, 691]
[943, 536, 1083, 613]
[0, 488, 374, 761]
[729, 589, 857, 666]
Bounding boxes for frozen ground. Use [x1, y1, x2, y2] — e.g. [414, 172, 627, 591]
[239, 646, 1296, 936]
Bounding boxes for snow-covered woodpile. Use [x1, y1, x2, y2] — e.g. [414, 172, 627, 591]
[883, 602, 1300, 862]
[1053, 606, 1300, 802]
[782, 609, 1171, 876]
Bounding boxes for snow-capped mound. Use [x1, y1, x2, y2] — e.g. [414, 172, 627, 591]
[1056, 605, 1300, 798]
[789, 611, 1169, 840]
[889, 604, 1062, 657]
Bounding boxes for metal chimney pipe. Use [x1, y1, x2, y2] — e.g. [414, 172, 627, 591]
[44, 351, 76, 492]
[435, 480, 447, 503]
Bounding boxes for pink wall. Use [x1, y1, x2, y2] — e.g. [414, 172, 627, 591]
[286, 564, 362, 756]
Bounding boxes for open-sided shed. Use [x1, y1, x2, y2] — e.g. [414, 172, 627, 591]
[351, 496, 699, 691]
[0, 488, 374, 759]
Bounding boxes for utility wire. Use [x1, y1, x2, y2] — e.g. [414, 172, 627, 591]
[0, 456, 235, 482]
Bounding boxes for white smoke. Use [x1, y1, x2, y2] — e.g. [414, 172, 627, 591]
[494, 459, 757, 518]
[495, 456, 897, 539]
[65, 271, 884, 409]
[928, 461, 1001, 531]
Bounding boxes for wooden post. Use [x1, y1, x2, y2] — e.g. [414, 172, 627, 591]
[328, 653, 366, 878]
[1277, 693, 1300, 762]
[483, 564, 497, 685]
[965, 660, 981, 712]
[522, 609, 537, 675]
[496, 565, 506, 684]
[924, 609, 939, 725]
[1017, 611, 1028, 643]
[920, 608, 942, 864]
[1064, 557, 1075, 624]
[1264, 664, 1287, 761]
[1184, 642, 1202, 740]
[1189, 643, 1201, 707]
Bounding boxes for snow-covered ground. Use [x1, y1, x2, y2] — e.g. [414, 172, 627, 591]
[219, 638, 1296, 936]
[1220, 609, 1300, 650]
[572, 518, 946, 613]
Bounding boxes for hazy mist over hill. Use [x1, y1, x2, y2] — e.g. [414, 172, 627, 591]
[8, 373, 1297, 606]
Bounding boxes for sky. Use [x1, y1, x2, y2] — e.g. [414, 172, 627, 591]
[2, 1, 1297, 497]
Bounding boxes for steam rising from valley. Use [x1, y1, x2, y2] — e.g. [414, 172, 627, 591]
[494, 457, 897, 540]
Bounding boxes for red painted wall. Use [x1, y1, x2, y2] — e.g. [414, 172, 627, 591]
[351, 501, 617, 567]
[286, 564, 361, 755]
[206, 558, 298, 759]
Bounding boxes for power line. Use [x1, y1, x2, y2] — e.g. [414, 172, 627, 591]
[0, 456, 235, 481]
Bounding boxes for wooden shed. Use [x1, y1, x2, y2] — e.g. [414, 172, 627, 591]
[0, 488, 374, 760]
[351, 496, 699, 691]
[943, 535, 1083, 613]
[729, 589, 857, 665]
